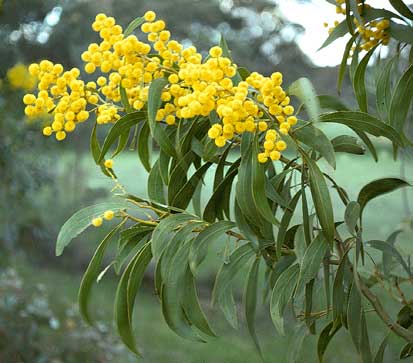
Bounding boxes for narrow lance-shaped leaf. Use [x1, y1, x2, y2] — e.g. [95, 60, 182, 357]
[296, 233, 329, 292]
[147, 159, 166, 204]
[189, 220, 235, 273]
[137, 122, 151, 172]
[301, 152, 335, 243]
[244, 258, 263, 357]
[376, 55, 398, 121]
[332, 135, 365, 155]
[270, 263, 300, 335]
[79, 220, 126, 324]
[147, 78, 176, 157]
[319, 20, 349, 50]
[357, 178, 411, 215]
[353, 45, 378, 113]
[389, 0, 413, 19]
[98, 111, 146, 162]
[56, 201, 127, 256]
[344, 201, 360, 235]
[389, 65, 413, 134]
[318, 321, 342, 363]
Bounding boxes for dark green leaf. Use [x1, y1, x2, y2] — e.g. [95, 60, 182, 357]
[270, 263, 299, 335]
[347, 283, 362, 352]
[357, 178, 411, 214]
[147, 78, 177, 157]
[98, 112, 146, 162]
[319, 20, 349, 50]
[344, 201, 360, 235]
[318, 95, 350, 111]
[353, 45, 378, 112]
[301, 152, 335, 243]
[317, 321, 342, 363]
[373, 336, 388, 363]
[332, 135, 365, 155]
[147, 159, 166, 204]
[137, 122, 151, 172]
[376, 55, 398, 121]
[296, 233, 328, 292]
[79, 221, 125, 324]
[390, 22, 413, 44]
[56, 201, 127, 256]
[389, 0, 413, 19]
[389, 65, 413, 133]
[319, 111, 402, 145]
[244, 258, 262, 357]
[294, 123, 336, 168]
[400, 343, 413, 359]
[124, 16, 144, 37]
[189, 220, 235, 273]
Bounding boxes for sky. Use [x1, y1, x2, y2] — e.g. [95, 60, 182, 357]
[278, 0, 409, 67]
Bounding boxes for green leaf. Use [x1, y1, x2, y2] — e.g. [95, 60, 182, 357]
[332, 135, 365, 155]
[383, 230, 402, 277]
[182, 268, 216, 336]
[354, 130, 378, 161]
[367, 240, 412, 278]
[319, 111, 402, 145]
[251, 136, 280, 226]
[389, 65, 413, 134]
[137, 122, 151, 172]
[288, 77, 320, 122]
[203, 165, 239, 222]
[270, 263, 299, 335]
[219, 34, 242, 85]
[147, 159, 166, 204]
[172, 162, 212, 210]
[212, 243, 255, 308]
[389, 22, 413, 44]
[318, 95, 350, 111]
[120, 85, 132, 113]
[168, 152, 196, 205]
[301, 152, 335, 243]
[389, 0, 413, 19]
[114, 243, 152, 355]
[296, 233, 328, 292]
[344, 201, 360, 235]
[332, 254, 348, 324]
[294, 123, 336, 168]
[317, 321, 342, 363]
[244, 257, 262, 357]
[56, 201, 127, 256]
[98, 112, 146, 162]
[151, 213, 195, 260]
[363, 7, 406, 22]
[400, 343, 413, 359]
[124, 16, 144, 37]
[373, 336, 388, 363]
[347, 283, 362, 352]
[161, 240, 203, 341]
[189, 220, 235, 273]
[357, 178, 411, 215]
[147, 78, 177, 157]
[337, 34, 358, 93]
[277, 191, 302, 258]
[79, 221, 125, 324]
[353, 45, 378, 113]
[319, 20, 349, 50]
[376, 55, 398, 121]
[112, 129, 130, 158]
[90, 123, 112, 177]
[360, 310, 373, 363]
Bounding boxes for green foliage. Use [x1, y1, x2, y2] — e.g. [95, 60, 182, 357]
[49, 1, 413, 361]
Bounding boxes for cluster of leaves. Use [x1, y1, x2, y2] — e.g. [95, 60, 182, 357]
[55, 2, 413, 362]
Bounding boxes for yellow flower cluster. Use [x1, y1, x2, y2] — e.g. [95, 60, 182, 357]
[23, 11, 297, 162]
[325, 1, 390, 51]
[23, 61, 94, 140]
[92, 209, 115, 227]
[7, 64, 36, 90]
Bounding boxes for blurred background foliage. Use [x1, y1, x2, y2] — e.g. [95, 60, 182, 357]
[0, 0, 412, 362]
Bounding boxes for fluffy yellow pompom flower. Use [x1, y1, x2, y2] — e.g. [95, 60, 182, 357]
[104, 159, 114, 169]
[92, 217, 103, 227]
[103, 210, 115, 220]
